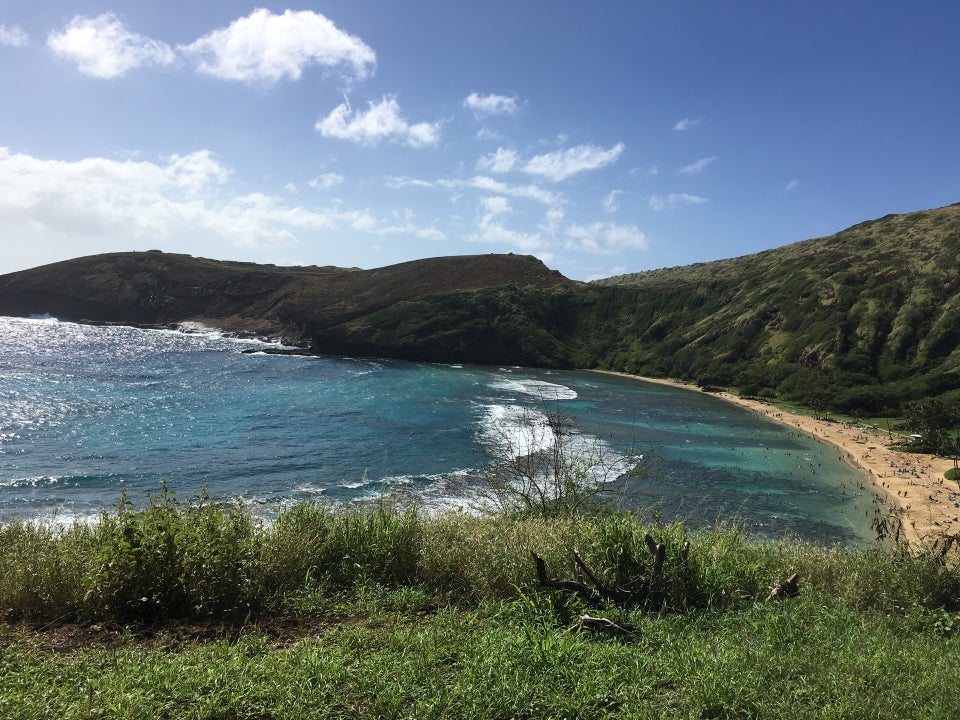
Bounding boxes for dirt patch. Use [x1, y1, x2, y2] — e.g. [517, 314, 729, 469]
[0, 613, 374, 654]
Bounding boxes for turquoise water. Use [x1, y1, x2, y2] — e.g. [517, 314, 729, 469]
[0, 316, 876, 544]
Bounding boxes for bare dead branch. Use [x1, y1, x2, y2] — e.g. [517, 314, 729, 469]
[530, 551, 598, 603]
[765, 572, 800, 602]
[644, 533, 658, 558]
[573, 549, 630, 604]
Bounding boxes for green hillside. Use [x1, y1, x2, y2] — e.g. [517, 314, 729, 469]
[586, 203, 960, 413]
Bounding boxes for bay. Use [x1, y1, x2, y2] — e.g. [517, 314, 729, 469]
[0, 316, 876, 544]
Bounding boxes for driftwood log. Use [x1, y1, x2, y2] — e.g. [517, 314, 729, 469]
[576, 614, 639, 637]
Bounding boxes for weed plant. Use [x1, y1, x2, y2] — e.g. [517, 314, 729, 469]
[1, 492, 958, 625]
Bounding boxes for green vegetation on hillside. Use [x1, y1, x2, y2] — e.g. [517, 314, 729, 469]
[588, 204, 960, 415]
[1, 494, 959, 718]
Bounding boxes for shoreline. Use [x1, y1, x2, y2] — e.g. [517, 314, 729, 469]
[592, 370, 960, 545]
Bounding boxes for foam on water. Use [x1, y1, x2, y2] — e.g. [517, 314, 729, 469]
[487, 374, 579, 400]
[476, 403, 554, 460]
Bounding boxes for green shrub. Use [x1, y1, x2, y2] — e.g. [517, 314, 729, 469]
[85, 484, 258, 622]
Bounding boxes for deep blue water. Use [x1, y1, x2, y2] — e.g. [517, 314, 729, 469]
[0, 316, 877, 544]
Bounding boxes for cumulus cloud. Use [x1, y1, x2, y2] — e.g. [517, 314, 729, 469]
[0, 23, 29, 47]
[164, 150, 232, 194]
[181, 8, 375, 83]
[565, 222, 648, 254]
[649, 193, 709, 211]
[674, 117, 702, 131]
[463, 92, 519, 119]
[0, 147, 446, 265]
[678, 156, 717, 175]
[0, 147, 309, 248]
[476, 147, 518, 173]
[523, 143, 624, 182]
[47, 13, 175, 78]
[316, 96, 440, 148]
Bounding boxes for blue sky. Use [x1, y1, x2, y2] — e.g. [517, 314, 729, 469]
[1, 2, 957, 280]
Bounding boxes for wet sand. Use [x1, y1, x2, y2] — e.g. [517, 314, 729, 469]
[593, 371, 960, 545]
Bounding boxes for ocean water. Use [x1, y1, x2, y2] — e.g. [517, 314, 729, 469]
[0, 316, 877, 545]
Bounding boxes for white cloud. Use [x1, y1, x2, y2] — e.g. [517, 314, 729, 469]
[354, 208, 445, 241]
[309, 173, 344, 190]
[0, 24, 29, 47]
[461, 176, 562, 206]
[470, 215, 545, 254]
[523, 142, 624, 182]
[565, 222, 648, 254]
[539, 207, 565, 236]
[475, 127, 507, 143]
[316, 96, 440, 148]
[181, 9, 375, 84]
[604, 223, 648, 249]
[0, 147, 319, 248]
[649, 193, 709, 211]
[165, 150, 231, 194]
[586, 266, 627, 282]
[630, 165, 659, 177]
[480, 196, 511, 216]
[785, 179, 800, 192]
[476, 147, 518, 173]
[674, 117, 702, 131]
[678, 156, 717, 175]
[602, 190, 622, 214]
[463, 92, 519, 119]
[47, 13, 175, 78]
[0, 147, 449, 264]
[385, 176, 435, 190]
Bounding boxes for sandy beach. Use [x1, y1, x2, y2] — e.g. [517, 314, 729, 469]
[594, 371, 960, 545]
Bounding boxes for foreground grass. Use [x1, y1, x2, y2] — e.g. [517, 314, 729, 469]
[2, 588, 959, 719]
[2, 492, 959, 718]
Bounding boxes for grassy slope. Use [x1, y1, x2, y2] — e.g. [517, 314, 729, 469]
[4, 592, 958, 719]
[1, 498, 959, 718]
